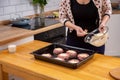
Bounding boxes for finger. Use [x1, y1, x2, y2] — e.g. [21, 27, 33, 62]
[77, 32, 86, 37]
[99, 25, 104, 32]
[84, 29, 88, 34]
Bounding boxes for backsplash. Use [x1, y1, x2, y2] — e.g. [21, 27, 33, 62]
[0, 0, 61, 21]
[0, 0, 119, 21]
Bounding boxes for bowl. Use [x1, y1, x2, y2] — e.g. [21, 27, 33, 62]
[84, 26, 109, 47]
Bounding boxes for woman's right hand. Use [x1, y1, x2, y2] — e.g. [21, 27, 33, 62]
[75, 26, 87, 37]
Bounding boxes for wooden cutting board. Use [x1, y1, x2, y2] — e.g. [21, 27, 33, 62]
[109, 67, 120, 80]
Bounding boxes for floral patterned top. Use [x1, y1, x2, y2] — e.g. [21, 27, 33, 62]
[59, 0, 112, 29]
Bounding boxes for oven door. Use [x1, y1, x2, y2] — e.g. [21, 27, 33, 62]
[34, 26, 66, 44]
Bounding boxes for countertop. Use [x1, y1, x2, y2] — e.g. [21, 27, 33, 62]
[0, 25, 33, 45]
[112, 3, 120, 14]
[0, 40, 120, 80]
[112, 9, 120, 14]
[0, 22, 63, 46]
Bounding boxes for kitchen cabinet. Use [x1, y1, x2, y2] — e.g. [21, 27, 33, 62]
[34, 26, 66, 44]
[105, 14, 120, 56]
[0, 26, 33, 50]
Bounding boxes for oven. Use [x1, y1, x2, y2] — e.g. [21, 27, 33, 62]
[34, 26, 66, 44]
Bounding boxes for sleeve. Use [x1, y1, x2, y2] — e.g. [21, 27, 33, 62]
[102, 0, 112, 17]
[59, 0, 70, 25]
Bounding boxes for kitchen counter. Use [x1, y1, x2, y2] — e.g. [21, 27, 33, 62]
[0, 25, 33, 45]
[112, 3, 120, 14]
[112, 9, 120, 14]
[0, 22, 63, 46]
[0, 40, 120, 80]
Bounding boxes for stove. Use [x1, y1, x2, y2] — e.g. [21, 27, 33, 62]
[11, 17, 60, 30]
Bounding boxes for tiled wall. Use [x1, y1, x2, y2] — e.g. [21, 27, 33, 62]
[0, 0, 119, 21]
[0, 0, 61, 21]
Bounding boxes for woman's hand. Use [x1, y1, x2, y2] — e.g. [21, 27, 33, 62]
[75, 26, 87, 37]
[99, 23, 106, 33]
[99, 14, 110, 33]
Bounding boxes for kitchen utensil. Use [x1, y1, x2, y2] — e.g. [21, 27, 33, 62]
[84, 26, 109, 47]
[109, 67, 120, 80]
[11, 18, 30, 26]
[10, 14, 30, 27]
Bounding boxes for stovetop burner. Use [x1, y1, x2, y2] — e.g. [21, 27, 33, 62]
[11, 17, 60, 30]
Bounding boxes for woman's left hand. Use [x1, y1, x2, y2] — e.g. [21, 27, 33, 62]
[99, 23, 106, 33]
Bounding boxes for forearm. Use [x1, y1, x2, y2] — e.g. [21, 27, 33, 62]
[65, 21, 80, 31]
[101, 15, 110, 26]
[65, 21, 87, 36]
[99, 15, 110, 32]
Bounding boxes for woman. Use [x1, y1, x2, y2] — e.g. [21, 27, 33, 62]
[59, 0, 112, 54]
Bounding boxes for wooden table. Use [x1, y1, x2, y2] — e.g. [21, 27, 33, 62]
[0, 40, 120, 80]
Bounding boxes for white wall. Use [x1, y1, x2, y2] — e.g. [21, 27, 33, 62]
[0, 0, 61, 21]
[105, 14, 120, 56]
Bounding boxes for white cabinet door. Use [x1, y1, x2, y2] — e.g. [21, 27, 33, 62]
[0, 36, 34, 50]
[105, 14, 120, 56]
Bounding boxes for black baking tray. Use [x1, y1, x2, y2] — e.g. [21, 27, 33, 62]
[31, 43, 95, 69]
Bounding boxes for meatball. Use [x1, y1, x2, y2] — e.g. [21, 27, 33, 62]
[58, 53, 70, 60]
[77, 53, 89, 60]
[68, 59, 80, 64]
[66, 50, 77, 58]
[54, 57, 65, 61]
[53, 48, 64, 55]
[41, 53, 52, 58]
